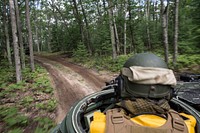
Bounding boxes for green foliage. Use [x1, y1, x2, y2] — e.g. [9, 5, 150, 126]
[34, 117, 55, 133]
[36, 99, 57, 112]
[73, 42, 89, 63]
[175, 54, 200, 71]
[0, 59, 56, 132]
[75, 51, 199, 74]
[0, 107, 28, 127]
[178, 41, 199, 54]
[91, 23, 112, 56]
[84, 54, 131, 72]
[178, 1, 200, 55]
[22, 64, 54, 94]
[7, 128, 23, 133]
[0, 64, 15, 86]
[7, 81, 26, 91]
[43, 86, 53, 93]
[22, 0, 200, 58]
[20, 96, 34, 106]
[33, 76, 53, 93]
[104, 55, 131, 72]
[0, 107, 17, 119]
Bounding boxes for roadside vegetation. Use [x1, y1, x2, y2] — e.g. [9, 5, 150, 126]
[72, 48, 200, 73]
[0, 59, 56, 133]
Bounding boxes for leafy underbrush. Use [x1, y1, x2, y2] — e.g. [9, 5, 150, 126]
[71, 52, 200, 73]
[0, 60, 56, 133]
[72, 54, 131, 72]
[175, 54, 200, 73]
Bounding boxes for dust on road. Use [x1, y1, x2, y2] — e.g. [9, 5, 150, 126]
[35, 55, 117, 123]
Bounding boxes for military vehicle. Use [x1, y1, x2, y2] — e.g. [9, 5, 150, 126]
[52, 73, 200, 133]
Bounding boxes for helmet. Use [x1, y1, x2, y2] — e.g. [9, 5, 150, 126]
[119, 53, 175, 99]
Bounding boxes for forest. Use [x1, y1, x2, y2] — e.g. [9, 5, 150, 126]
[0, 0, 200, 132]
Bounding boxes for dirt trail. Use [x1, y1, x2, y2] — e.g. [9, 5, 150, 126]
[34, 55, 117, 123]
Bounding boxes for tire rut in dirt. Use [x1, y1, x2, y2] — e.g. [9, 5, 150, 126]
[42, 55, 107, 91]
[34, 56, 105, 122]
[35, 59, 84, 121]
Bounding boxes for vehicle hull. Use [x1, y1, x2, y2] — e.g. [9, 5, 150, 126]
[52, 89, 200, 133]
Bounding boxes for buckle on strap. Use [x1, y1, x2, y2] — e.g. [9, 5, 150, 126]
[112, 114, 124, 124]
[169, 110, 185, 131]
[172, 119, 185, 131]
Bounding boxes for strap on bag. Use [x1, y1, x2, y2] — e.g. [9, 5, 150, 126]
[105, 109, 189, 133]
[105, 108, 133, 133]
[168, 110, 188, 133]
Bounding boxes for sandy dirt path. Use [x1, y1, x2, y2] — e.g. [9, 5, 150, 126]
[34, 55, 117, 123]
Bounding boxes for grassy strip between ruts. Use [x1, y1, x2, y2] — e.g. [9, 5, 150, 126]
[0, 59, 57, 133]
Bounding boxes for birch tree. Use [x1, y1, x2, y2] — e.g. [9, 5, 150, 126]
[123, 0, 128, 55]
[145, 0, 151, 51]
[161, 0, 169, 64]
[14, 0, 25, 68]
[113, 13, 120, 55]
[9, 0, 22, 82]
[34, 0, 40, 53]
[173, 0, 179, 66]
[47, 14, 52, 52]
[108, 0, 117, 59]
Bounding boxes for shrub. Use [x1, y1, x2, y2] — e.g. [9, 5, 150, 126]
[72, 42, 89, 63]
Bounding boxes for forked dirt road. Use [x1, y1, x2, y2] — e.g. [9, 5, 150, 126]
[34, 55, 117, 123]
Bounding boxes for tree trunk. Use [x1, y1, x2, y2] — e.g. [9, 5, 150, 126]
[34, 22, 40, 52]
[108, 0, 117, 59]
[173, 0, 179, 67]
[14, 0, 25, 69]
[71, 0, 84, 43]
[34, 0, 40, 52]
[103, 0, 107, 11]
[47, 14, 52, 52]
[124, 0, 128, 55]
[113, 17, 120, 55]
[51, 0, 59, 51]
[128, 0, 135, 53]
[161, 0, 169, 64]
[145, 0, 151, 51]
[9, 0, 22, 82]
[95, 1, 102, 19]
[154, 0, 158, 31]
[25, 0, 35, 71]
[3, 0, 12, 66]
[79, 0, 92, 55]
